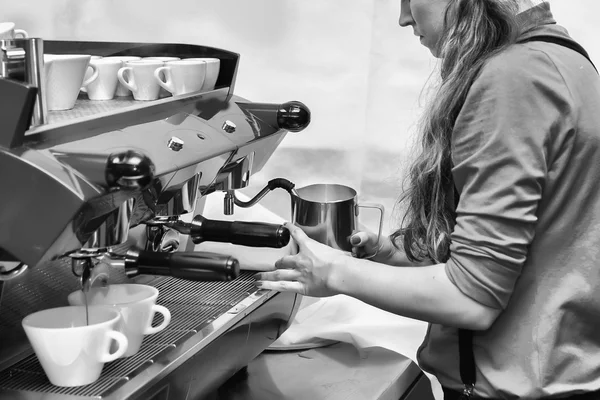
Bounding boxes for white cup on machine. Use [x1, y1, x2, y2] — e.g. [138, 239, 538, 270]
[68, 284, 171, 358]
[44, 54, 98, 110]
[0, 22, 28, 39]
[22, 306, 128, 387]
[117, 60, 164, 101]
[143, 57, 181, 97]
[82, 57, 123, 100]
[185, 58, 220, 91]
[154, 59, 206, 96]
[99, 56, 142, 96]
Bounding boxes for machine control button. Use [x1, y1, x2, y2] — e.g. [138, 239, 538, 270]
[222, 120, 236, 133]
[167, 136, 184, 151]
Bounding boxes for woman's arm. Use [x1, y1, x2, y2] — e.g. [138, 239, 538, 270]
[328, 255, 501, 330]
[257, 224, 501, 331]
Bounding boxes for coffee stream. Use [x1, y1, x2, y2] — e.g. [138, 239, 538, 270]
[83, 287, 89, 326]
[81, 266, 91, 326]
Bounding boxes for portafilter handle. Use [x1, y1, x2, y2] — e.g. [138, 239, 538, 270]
[125, 249, 240, 281]
[147, 215, 290, 248]
[189, 216, 290, 248]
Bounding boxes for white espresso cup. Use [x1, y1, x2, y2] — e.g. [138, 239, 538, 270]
[184, 58, 220, 91]
[101, 56, 142, 96]
[117, 60, 164, 101]
[154, 59, 207, 96]
[143, 57, 181, 97]
[22, 306, 128, 387]
[83, 57, 123, 100]
[0, 22, 28, 39]
[68, 284, 171, 357]
[44, 54, 98, 110]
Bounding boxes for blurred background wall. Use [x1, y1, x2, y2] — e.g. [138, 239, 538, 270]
[3, 0, 598, 234]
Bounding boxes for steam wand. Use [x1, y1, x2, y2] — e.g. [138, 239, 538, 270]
[225, 178, 297, 212]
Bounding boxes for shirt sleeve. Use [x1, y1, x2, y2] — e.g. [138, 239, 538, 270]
[446, 47, 574, 309]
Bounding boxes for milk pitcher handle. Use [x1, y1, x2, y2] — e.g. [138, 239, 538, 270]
[356, 203, 385, 242]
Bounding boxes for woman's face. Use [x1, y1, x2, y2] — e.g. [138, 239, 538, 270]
[399, 0, 451, 57]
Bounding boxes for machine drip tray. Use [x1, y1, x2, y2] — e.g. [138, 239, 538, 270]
[0, 272, 259, 398]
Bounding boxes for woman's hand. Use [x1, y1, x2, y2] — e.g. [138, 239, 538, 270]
[254, 222, 348, 297]
[350, 230, 432, 267]
[350, 230, 396, 263]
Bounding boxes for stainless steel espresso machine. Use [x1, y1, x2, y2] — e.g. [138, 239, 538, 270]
[0, 38, 310, 399]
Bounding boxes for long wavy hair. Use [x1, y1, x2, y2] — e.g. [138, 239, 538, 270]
[391, 0, 524, 263]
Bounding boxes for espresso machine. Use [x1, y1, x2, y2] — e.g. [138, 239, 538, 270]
[0, 37, 310, 399]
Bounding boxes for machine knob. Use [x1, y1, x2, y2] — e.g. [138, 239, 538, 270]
[167, 136, 184, 152]
[235, 100, 311, 134]
[222, 120, 237, 133]
[106, 150, 155, 190]
[277, 101, 311, 133]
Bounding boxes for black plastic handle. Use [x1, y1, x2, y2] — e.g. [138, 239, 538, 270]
[125, 249, 240, 281]
[267, 178, 296, 193]
[190, 216, 290, 248]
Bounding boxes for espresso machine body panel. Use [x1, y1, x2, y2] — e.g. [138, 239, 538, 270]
[0, 39, 307, 399]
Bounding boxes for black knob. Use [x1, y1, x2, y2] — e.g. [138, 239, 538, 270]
[106, 150, 155, 190]
[236, 101, 311, 134]
[277, 101, 311, 133]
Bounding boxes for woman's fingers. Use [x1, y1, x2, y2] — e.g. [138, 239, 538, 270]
[256, 268, 301, 282]
[350, 231, 370, 246]
[256, 279, 304, 294]
[284, 222, 311, 252]
[274, 255, 299, 270]
[350, 230, 379, 258]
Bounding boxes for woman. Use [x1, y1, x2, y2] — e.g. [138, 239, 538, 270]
[255, 0, 600, 399]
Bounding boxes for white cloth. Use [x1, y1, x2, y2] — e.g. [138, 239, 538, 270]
[272, 294, 444, 400]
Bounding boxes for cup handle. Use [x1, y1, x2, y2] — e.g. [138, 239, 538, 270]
[154, 66, 174, 94]
[99, 330, 128, 362]
[14, 29, 28, 39]
[144, 304, 171, 335]
[81, 64, 99, 87]
[117, 67, 136, 92]
[357, 203, 385, 243]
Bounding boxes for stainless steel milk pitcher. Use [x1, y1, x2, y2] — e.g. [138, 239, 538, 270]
[291, 183, 384, 251]
[232, 178, 384, 252]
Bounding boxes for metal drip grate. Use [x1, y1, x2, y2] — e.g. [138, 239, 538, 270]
[0, 271, 258, 398]
[45, 95, 142, 125]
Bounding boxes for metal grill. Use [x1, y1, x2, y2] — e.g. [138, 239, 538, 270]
[28, 87, 221, 130]
[45, 95, 142, 125]
[0, 271, 258, 398]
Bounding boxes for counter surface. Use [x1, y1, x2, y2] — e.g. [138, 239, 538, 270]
[215, 342, 435, 400]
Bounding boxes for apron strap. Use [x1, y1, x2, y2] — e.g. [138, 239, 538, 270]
[518, 35, 598, 74]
